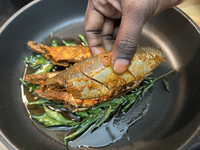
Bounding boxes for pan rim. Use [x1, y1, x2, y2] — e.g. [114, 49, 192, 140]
[0, 0, 41, 34]
[173, 7, 200, 33]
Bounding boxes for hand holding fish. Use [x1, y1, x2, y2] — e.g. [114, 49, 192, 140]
[84, 0, 182, 74]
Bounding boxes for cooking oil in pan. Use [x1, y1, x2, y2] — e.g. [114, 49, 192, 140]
[68, 90, 152, 148]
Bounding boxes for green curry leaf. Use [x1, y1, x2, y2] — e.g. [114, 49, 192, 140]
[163, 77, 169, 91]
[43, 105, 76, 126]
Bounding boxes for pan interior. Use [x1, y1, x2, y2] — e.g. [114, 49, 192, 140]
[0, 0, 200, 149]
[21, 12, 198, 149]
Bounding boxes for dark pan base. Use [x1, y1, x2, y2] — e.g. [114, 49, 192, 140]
[0, 0, 200, 150]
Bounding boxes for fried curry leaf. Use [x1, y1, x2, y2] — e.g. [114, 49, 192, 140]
[30, 105, 76, 127]
[34, 63, 54, 74]
[139, 82, 154, 98]
[62, 40, 76, 46]
[163, 77, 169, 91]
[91, 105, 111, 130]
[68, 63, 74, 68]
[121, 81, 154, 112]
[23, 55, 49, 68]
[87, 107, 102, 114]
[28, 98, 52, 105]
[78, 34, 88, 46]
[50, 32, 59, 47]
[30, 113, 66, 127]
[75, 111, 89, 118]
[24, 54, 54, 74]
[43, 105, 76, 126]
[64, 113, 104, 145]
[144, 77, 154, 82]
[64, 120, 90, 145]
[121, 95, 138, 112]
[96, 96, 127, 109]
[19, 78, 40, 92]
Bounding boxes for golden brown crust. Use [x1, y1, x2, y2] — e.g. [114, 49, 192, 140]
[27, 41, 92, 67]
[27, 47, 164, 112]
[24, 72, 60, 84]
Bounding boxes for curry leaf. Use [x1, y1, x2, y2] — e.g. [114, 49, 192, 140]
[91, 105, 111, 130]
[68, 63, 74, 68]
[50, 32, 59, 47]
[34, 63, 54, 74]
[75, 111, 89, 118]
[23, 55, 49, 68]
[65, 120, 91, 145]
[121, 95, 138, 112]
[24, 54, 54, 74]
[30, 105, 77, 127]
[163, 77, 169, 91]
[28, 98, 52, 105]
[139, 82, 154, 98]
[30, 113, 65, 127]
[19, 78, 40, 92]
[62, 40, 76, 46]
[78, 34, 88, 46]
[87, 108, 102, 114]
[144, 77, 154, 82]
[43, 105, 76, 126]
[96, 96, 127, 109]
[65, 113, 104, 145]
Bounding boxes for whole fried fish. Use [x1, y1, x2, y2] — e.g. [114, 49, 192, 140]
[26, 47, 164, 112]
[28, 41, 91, 67]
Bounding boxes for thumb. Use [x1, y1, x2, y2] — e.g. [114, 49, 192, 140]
[112, 10, 146, 74]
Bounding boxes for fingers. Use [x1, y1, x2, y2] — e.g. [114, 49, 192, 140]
[112, 2, 147, 74]
[85, 0, 183, 75]
[113, 26, 119, 39]
[102, 18, 115, 51]
[85, 0, 122, 55]
[94, 0, 122, 19]
[84, 1, 105, 55]
[167, 0, 183, 9]
[150, 0, 183, 16]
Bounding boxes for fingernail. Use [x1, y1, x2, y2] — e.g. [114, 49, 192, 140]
[113, 59, 129, 74]
[91, 47, 105, 56]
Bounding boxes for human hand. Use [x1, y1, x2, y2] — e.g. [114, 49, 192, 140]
[84, 0, 182, 74]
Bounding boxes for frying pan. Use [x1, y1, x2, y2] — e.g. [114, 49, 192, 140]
[0, 0, 200, 149]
